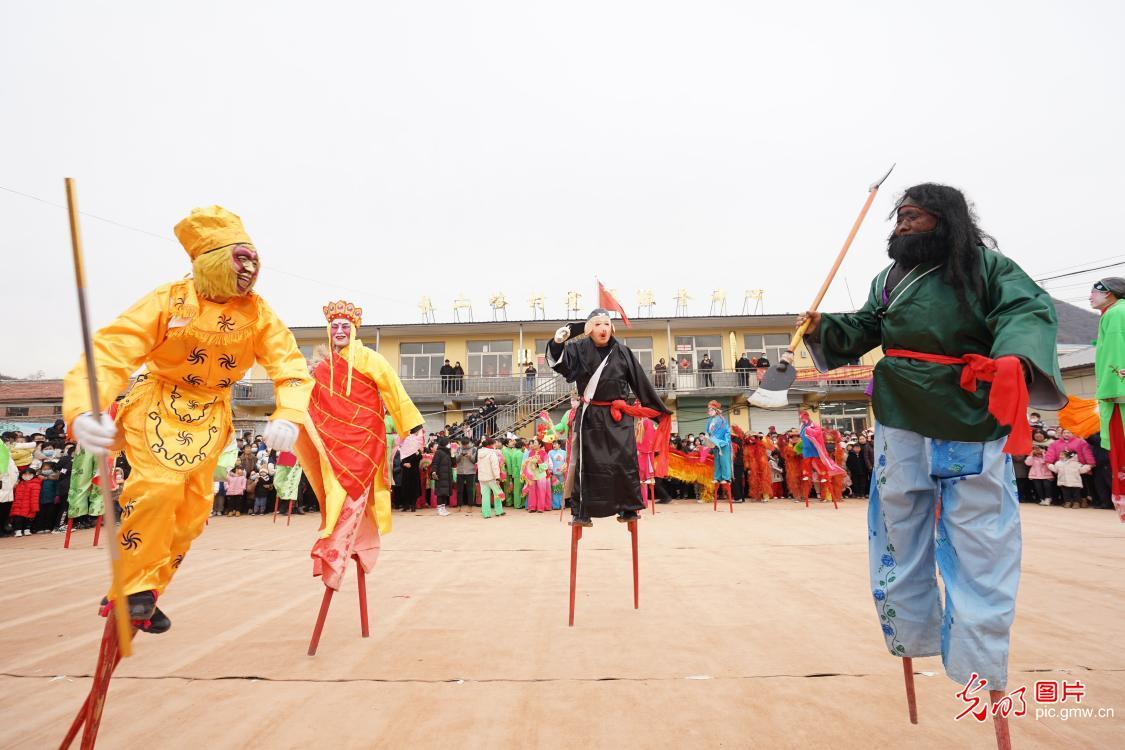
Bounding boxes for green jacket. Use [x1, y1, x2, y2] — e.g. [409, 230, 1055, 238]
[1094, 299, 1125, 442]
[807, 248, 1065, 442]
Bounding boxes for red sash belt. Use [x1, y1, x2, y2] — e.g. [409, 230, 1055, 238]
[584, 398, 672, 476]
[884, 349, 1030, 455]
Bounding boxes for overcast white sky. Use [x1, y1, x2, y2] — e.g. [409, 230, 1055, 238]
[2, 1, 1122, 378]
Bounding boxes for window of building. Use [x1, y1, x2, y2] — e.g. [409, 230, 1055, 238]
[5, 406, 29, 417]
[818, 401, 869, 434]
[399, 342, 446, 379]
[674, 335, 723, 371]
[468, 339, 514, 377]
[619, 336, 653, 373]
[743, 333, 791, 365]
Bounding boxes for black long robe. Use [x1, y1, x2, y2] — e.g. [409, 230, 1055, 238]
[546, 336, 670, 518]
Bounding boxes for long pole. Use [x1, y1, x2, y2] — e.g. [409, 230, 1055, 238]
[65, 178, 133, 658]
[783, 164, 896, 358]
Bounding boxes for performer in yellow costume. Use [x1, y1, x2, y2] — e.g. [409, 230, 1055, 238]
[64, 206, 313, 633]
[295, 301, 423, 590]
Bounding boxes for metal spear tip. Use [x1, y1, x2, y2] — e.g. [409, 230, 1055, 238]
[869, 163, 896, 191]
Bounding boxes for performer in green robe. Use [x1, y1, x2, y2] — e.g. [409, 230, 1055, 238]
[1089, 277, 1125, 521]
[502, 440, 525, 508]
[67, 448, 103, 519]
[801, 183, 1064, 693]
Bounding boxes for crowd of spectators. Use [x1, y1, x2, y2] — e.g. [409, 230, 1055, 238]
[2, 408, 1116, 539]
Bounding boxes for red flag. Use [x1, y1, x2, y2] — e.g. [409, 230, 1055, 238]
[597, 280, 631, 327]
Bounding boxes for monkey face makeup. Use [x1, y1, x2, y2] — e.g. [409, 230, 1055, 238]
[192, 243, 260, 301]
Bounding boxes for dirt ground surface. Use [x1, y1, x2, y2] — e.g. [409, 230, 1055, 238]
[1, 500, 1122, 749]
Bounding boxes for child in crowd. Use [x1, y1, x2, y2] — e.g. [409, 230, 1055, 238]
[252, 468, 274, 515]
[1049, 450, 1091, 509]
[11, 467, 41, 537]
[34, 462, 62, 533]
[768, 452, 784, 499]
[1025, 446, 1054, 506]
[225, 466, 246, 517]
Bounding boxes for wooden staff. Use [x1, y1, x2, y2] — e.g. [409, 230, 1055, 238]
[65, 178, 133, 658]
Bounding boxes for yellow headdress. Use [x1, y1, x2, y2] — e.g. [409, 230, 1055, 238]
[323, 300, 363, 396]
[174, 206, 252, 260]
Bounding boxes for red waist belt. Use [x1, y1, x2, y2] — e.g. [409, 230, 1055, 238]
[884, 349, 1030, 455]
[584, 398, 673, 476]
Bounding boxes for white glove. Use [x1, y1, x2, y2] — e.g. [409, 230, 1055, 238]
[262, 419, 298, 453]
[553, 326, 571, 344]
[73, 413, 117, 457]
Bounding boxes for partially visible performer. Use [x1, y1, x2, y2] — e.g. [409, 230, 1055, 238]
[64, 206, 312, 632]
[801, 183, 1065, 693]
[294, 301, 424, 590]
[546, 309, 671, 525]
[1089, 276, 1125, 522]
[635, 413, 657, 509]
[703, 401, 733, 501]
[797, 412, 844, 502]
[744, 432, 772, 501]
[274, 450, 304, 515]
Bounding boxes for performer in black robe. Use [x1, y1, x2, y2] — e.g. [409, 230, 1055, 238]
[546, 309, 671, 525]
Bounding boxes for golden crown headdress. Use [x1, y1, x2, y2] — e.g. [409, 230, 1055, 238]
[323, 300, 363, 327]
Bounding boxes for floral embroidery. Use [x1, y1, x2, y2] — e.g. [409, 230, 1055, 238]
[876, 541, 905, 654]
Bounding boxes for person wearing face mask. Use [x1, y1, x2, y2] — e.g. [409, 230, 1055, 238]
[1089, 276, 1125, 521]
[63, 205, 313, 633]
[546, 308, 670, 526]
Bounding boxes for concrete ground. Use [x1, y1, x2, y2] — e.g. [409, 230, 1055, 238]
[1, 499, 1122, 749]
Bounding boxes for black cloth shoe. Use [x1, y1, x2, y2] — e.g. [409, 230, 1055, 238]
[568, 516, 593, 527]
[138, 606, 171, 634]
[616, 511, 639, 523]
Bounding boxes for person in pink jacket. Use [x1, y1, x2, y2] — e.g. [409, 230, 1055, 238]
[1024, 446, 1054, 506]
[1043, 429, 1094, 466]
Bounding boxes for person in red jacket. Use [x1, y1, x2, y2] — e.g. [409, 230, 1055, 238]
[11, 467, 41, 537]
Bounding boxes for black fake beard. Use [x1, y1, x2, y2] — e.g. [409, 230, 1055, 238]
[887, 231, 947, 268]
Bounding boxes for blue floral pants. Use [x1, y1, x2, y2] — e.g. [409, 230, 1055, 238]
[868, 422, 1021, 690]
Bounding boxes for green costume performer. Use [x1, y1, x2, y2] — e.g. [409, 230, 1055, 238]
[1090, 277, 1125, 521]
[67, 448, 103, 518]
[805, 183, 1065, 697]
[502, 445, 525, 508]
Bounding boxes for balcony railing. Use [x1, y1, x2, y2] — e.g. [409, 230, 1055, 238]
[228, 366, 872, 407]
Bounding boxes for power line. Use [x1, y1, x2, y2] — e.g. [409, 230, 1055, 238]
[1034, 261, 1125, 284]
[0, 183, 415, 306]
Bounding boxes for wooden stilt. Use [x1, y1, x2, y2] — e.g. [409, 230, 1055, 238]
[307, 586, 335, 656]
[59, 612, 131, 750]
[286, 500, 293, 527]
[91, 515, 101, 547]
[629, 520, 639, 609]
[831, 491, 839, 510]
[63, 518, 73, 549]
[713, 489, 718, 511]
[356, 557, 370, 638]
[273, 496, 279, 524]
[902, 657, 918, 725]
[568, 524, 582, 626]
[990, 690, 1012, 750]
[727, 483, 734, 513]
